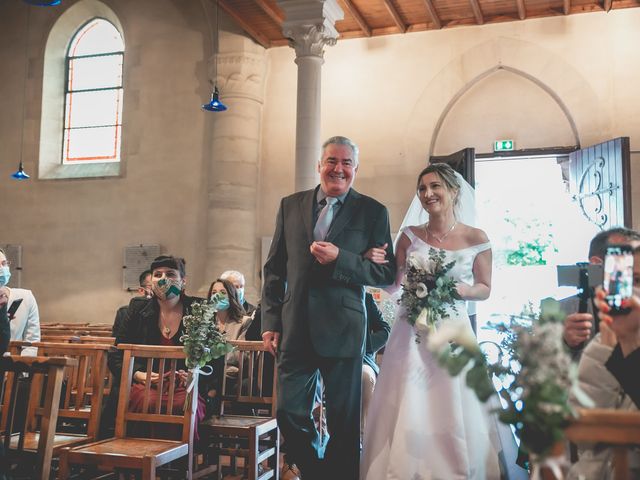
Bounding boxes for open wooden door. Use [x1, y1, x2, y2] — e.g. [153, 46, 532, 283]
[568, 137, 631, 230]
[430, 148, 476, 187]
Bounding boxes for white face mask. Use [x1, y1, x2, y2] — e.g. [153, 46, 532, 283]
[0, 266, 11, 287]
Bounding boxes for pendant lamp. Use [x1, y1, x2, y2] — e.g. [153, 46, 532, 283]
[12, 5, 32, 181]
[23, 0, 60, 5]
[202, 0, 227, 112]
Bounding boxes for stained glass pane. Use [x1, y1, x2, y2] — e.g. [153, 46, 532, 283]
[69, 19, 124, 57]
[68, 54, 123, 91]
[65, 90, 122, 129]
[63, 125, 121, 163]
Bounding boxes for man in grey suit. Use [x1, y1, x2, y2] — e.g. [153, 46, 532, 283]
[262, 136, 396, 480]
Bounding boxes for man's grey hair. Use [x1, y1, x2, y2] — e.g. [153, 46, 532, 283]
[321, 136, 359, 166]
[220, 270, 245, 285]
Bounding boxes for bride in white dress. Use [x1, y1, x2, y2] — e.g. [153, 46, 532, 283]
[361, 163, 506, 480]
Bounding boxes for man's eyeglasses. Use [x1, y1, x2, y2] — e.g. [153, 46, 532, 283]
[0, 261, 11, 267]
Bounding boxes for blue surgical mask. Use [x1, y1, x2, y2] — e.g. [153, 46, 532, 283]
[0, 266, 11, 287]
[236, 287, 245, 305]
[214, 296, 230, 311]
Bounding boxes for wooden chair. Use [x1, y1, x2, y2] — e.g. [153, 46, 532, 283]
[0, 355, 77, 480]
[561, 408, 640, 480]
[196, 340, 279, 480]
[33, 342, 110, 441]
[40, 334, 81, 343]
[58, 344, 200, 480]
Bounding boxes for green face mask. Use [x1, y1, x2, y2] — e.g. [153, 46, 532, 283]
[153, 277, 182, 300]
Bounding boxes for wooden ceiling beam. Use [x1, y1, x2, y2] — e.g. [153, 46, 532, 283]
[469, 0, 484, 24]
[422, 0, 442, 29]
[603, 0, 612, 11]
[218, 0, 271, 48]
[516, 0, 526, 20]
[253, 0, 284, 26]
[564, 0, 571, 15]
[382, 0, 407, 33]
[342, 0, 372, 37]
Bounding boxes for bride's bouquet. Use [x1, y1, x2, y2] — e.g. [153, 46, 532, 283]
[401, 247, 459, 340]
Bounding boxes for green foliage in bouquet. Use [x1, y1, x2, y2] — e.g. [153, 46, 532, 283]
[432, 298, 592, 457]
[491, 298, 588, 457]
[180, 294, 234, 369]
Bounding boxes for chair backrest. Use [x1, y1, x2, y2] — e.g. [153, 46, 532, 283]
[0, 355, 77, 480]
[40, 335, 81, 343]
[78, 335, 115, 344]
[115, 344, 199, 444]
[31, 342, 110, 439]
[7, 341, 31, 355]
[220, 340, 277, 416]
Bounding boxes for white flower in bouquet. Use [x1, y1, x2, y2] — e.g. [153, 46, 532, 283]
[407, 251, 435, 273]
[415, 282, 429, 298]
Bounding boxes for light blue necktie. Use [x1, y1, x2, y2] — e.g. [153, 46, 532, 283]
[314, 197, 338, 241]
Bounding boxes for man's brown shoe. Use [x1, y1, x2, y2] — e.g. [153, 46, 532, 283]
[281, 462, 302, 480]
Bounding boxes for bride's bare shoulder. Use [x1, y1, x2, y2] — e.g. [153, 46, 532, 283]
[457, 223, 489, 244]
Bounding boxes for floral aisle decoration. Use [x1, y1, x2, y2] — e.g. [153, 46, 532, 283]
[430, 298, 593, 465]
[180, 293, 234, 411]
[401, 248, 459, 341]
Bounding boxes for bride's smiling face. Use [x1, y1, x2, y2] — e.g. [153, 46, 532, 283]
[417, 172, 457, 215]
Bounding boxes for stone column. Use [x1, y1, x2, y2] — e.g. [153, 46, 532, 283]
[201, 34, 267, 302]
[278, 0, 344, 192]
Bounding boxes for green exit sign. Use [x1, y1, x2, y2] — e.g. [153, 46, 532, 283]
[494, 140, 514, 151]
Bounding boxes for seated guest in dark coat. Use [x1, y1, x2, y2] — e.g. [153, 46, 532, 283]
[100, 269, 154, 438]
[361, 292, 390, 438]
[109, 255, 222, 435]
[111, 270, 153, 336]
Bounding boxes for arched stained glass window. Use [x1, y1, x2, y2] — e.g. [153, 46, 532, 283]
[63, 19, 124, 164]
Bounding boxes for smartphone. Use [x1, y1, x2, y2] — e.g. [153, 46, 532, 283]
[7, 298, 23, 319]
[603, 244, 634, 314]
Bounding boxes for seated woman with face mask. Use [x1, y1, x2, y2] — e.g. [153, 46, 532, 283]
[0, 248, 39, 356]
[109, 255, 223, 433]
[207, 278, 252, 380]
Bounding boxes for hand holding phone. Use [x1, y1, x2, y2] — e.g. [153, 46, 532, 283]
[7, 298, 23, 320]
[603, 244, 634, 314]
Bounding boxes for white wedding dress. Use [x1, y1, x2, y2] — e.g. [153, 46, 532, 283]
[361, 226, 509, 480]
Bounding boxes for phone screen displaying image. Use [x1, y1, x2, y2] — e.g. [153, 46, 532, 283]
[603, 244, 634, 313]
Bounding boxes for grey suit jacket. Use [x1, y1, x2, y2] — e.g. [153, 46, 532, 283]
[261, 187, 396, 358]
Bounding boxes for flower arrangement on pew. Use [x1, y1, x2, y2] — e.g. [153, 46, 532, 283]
[180, 293, 234, 410]
[429, 298, 593, 460]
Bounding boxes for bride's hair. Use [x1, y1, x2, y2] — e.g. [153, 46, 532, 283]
[416, 163, 461, 205]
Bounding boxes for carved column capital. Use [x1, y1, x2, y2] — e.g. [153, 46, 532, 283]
[278, 0, 344, 58]
[284, 24, 337, 59]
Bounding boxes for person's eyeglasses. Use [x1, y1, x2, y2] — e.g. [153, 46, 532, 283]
[0, 261, 11, 267]
[323, 158, 355, 169]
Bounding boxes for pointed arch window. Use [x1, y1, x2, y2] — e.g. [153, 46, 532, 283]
[63, 19, 124, 164]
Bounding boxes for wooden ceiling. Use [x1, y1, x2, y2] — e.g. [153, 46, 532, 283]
[217, 0, 640, 48]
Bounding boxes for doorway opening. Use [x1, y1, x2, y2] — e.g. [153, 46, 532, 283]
[474, 154, 599, 343]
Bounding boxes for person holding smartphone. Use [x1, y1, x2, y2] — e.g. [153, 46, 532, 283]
[0, 248, 40, 356]
[567, 245, 640, 479]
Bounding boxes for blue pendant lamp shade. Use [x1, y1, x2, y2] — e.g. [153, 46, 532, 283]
[11, 162, 30, 180]
[202, 0, 227, 112]
[23, 0, 61, 5]
[202, 86, 227, 112]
